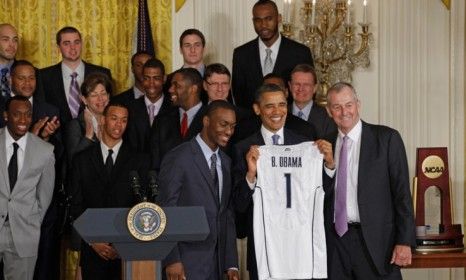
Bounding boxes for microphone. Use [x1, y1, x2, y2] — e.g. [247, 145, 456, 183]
[129, 171, 146, 202]
[148, 170, 159, 202]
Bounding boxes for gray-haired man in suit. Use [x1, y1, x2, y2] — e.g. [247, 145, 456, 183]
[0, 95, 55, 280]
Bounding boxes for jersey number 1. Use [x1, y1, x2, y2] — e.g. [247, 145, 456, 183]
[284, 173, 291, 208]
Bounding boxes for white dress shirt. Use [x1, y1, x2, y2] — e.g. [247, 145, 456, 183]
[100, 140, 123, 163]
[179, 102, 203, 127]
[61, 61, 85, 107]
[258, 34, 281, 74]
[5, 129, 28, 175]
[334, 120, 362, 223]
[292, 100, 313, 120]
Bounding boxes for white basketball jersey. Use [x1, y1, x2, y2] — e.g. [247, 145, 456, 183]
[253, 142, 327, 279]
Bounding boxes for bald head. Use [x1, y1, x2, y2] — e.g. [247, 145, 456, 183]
[0, 24, 18, 64]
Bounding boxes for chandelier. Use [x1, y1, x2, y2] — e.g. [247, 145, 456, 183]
[282, 0, 373, 105]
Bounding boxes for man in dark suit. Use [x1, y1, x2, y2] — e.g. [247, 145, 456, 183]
[289, 64, 337, 138]
[150, 68, 206, 170]
[232, 73, 316, 143]
[232, 0, 313, 110]
[40, 26, 112, 127]
[68, 103, 148, 280]
[232, 84, 333, 279]
[323, 82, 415, 279]
[158, 100, 239, 280]
[112, 51, 152, 106]
[126, 58, 172, 152]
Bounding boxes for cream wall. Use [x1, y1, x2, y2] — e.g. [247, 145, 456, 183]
[172, 0, 465, 279]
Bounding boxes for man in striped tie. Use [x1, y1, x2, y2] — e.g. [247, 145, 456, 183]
[40, 26, 112, 127]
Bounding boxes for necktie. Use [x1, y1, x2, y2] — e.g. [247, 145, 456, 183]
[69, 72, 81, 119]
[105, 149, 114, 175]
[335, 136, 349, 236]
[8, 142, 19, 192]
[180, 112, 188, 138]
[263, 48, 273, 75]
[148, 104, 156, 126]
[1, 68, 10, 98]
[210, 153, 220, 204]
[297, 110, 306, 120]
[272, 134, 280, 145]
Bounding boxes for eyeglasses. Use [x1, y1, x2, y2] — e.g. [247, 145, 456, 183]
[205, 81, 230, 88]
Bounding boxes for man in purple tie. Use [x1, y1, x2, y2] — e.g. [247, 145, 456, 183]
[40, 26, 112, 127]
[323, 82, 415, 280]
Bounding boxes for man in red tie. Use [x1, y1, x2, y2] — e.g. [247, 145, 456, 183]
[149, 68, 206, 171]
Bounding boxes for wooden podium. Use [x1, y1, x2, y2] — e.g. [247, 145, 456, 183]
[74, 207, 209, 280]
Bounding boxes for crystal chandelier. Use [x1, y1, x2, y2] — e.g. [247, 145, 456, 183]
[282, 0, 373, 105]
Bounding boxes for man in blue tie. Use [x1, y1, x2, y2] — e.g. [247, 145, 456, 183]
[0, 24, 18, 99]
[288, 64, 336, 138]
[323, 82, 415, 280]
[232, 83, 334, 279]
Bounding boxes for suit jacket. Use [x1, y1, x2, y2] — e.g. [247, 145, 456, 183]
[324, 121, 416, 275]
[232, 37, 313, 109]
[0, 129, 55, 257]
[232, 129, 307, 277]
[111, 87, 138, 107]
[40, 61, 112, 126]
[300, 103, 337, 138]
[149, 105, 207, 170]
[125, 95, 173, 153]
[158, 138, 238, 278]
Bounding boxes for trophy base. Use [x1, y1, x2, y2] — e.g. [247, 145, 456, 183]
[415, 224, 464, 253]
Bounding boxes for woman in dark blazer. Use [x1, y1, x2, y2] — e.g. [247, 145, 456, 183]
[64, 72, 111, 166]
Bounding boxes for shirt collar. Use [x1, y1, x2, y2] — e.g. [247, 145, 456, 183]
[292, 100, 313, 117]
[261, 125, 284, 145]
[179, 101, 202, 121]
[5, 128, 28, 152]
[133, 86, 145, 99]
[144, 94, 164, 107]
[339, 119, 362, 142]
[61, 60, 85, 78]
[100, 139, 123, 157]
[196, 133, 219, 156]
[0, 61, 14, 71]
[258, 33, 282, 55]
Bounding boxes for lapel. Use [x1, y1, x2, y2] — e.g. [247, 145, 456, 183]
[12, 133, 34, 196]
[135, 98, 151, 128]
[151, 95, 172, 129]
[90, 144, 109, 185]
[219, 151, 230, 210]
[255, 131, 266, 145]
[187, 105, 206, 139]
[357, 122, 375, 202]
[110, 143, 130, 185]
[0, 129, 9, 195]
[274, 37, 289, 73]
[53, 64, 70, 119]
[252, 39, 264, 78]
[190, 139, 219, 206]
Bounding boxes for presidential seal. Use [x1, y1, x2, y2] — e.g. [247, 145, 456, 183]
[127, 202, 166, 241]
